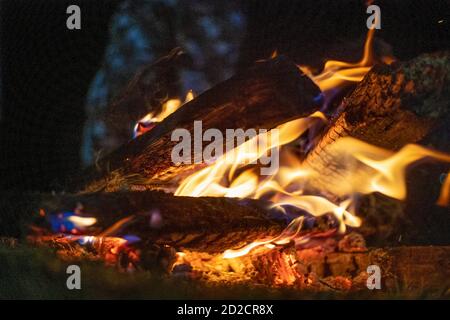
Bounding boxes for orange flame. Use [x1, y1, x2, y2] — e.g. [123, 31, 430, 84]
[134, 91, 194, 138]
[317, 138, 450, 200]
[175, 112, 325, 198]
[223, 217, 305, 259]
[438, 172, 450, 206]
[298, 28, 375, 94]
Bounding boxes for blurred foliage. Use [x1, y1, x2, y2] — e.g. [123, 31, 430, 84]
[82, 0, 245, 165]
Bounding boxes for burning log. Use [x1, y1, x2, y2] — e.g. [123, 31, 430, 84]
[301, 51, 450, 244]
[304, 51, 450, 197]
[74, 56, 320, 193]
[1, 191, 287, 253]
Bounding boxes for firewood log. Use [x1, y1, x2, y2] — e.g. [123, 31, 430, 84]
[73, 56, 320, 193]
[303, 51, 450, 197]
[0, 191, 287, 252]
[301, 51, 450, 244]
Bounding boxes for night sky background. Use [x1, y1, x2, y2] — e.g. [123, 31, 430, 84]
[1, 0, 449, 192]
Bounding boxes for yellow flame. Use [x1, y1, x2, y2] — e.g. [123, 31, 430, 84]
[223, 217, 305, 259]
[67, 216, 97, 228]
[134, 91, 194, 137]
[317, 138, 450, 200]
[137, 99, 181, 125]
[298, 28, 375, 93]
[175, 112, 325, 197]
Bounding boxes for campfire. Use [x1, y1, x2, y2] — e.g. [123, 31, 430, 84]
[6, 24, 450, 297]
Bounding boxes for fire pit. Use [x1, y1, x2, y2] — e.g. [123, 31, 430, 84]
[1, 0, 449, 300]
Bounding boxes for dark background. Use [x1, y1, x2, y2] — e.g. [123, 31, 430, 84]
[1, 0, 449, 192]
[1, 0, 119, 191]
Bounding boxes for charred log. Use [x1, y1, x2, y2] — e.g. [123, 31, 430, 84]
[1, 191, 287, 253]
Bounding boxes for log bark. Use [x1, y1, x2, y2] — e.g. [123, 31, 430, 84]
[73, 56, 320, 193]
[300, 51, 450, 245]
[1, 191, 287, 252]
[303, 51, 450, 197]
